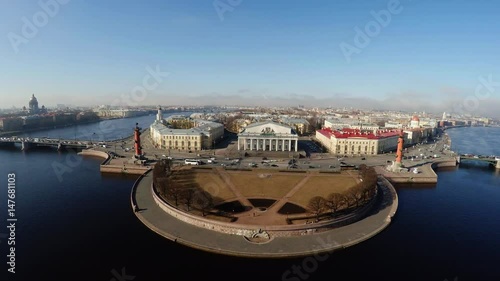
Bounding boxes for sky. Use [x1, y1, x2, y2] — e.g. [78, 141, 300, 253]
[1, 0, 500, 117]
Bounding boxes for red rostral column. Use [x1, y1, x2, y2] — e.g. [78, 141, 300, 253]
[134, 123, 142, 157]
[395, 129, 404, 164]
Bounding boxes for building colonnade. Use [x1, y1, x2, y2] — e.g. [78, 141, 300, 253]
[237, 137, 298, 152]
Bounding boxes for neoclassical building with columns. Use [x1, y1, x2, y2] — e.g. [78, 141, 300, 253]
[237, 121, 299, 152]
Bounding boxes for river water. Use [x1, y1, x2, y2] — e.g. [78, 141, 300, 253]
[1, 120, 499, 280]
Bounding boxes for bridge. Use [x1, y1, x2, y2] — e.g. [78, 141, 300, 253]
[457, 155, 500, 169]
[0, 137, 91, 151]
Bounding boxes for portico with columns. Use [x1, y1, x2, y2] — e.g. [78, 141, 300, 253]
[237, 121, 299, 152]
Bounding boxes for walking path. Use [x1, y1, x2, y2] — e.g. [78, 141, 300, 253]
[264, 174, 311, 214]
[216, 167, 253, 207]
[132, 171, 398, 258]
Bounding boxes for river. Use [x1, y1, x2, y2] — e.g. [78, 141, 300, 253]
[0, 122, 499, 280]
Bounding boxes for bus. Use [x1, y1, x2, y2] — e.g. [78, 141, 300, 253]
[184, 159, 202, 165]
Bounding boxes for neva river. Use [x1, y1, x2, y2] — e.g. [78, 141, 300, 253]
[1, 121, 499, 281]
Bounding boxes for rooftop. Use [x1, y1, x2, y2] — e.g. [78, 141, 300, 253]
[317, 128, 400, 140]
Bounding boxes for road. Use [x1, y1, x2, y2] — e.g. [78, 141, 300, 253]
[94, 129, 454, 172]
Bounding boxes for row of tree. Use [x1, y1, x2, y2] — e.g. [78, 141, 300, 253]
[308, 164, 378, 218]
[153, 160, 214, 216]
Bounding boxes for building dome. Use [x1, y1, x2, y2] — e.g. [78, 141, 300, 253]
[29, 94, 38, 106]
[412, 115, 420, 122]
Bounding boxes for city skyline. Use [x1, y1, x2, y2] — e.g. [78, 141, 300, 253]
[2, 0, 500, 118]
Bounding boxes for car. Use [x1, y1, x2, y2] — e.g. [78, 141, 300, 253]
[271, 164, 278, 167]
[361, 157, 366, 160]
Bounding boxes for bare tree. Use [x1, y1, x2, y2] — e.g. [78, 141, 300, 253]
[154, 177, 168, 196]
[166, 182, 184, 207]
[308, 196, 326, 219]
[326, 193, 346, 213]
[343, 189, 358, 209]
[194, 190, 214, 216]
[182, 188, 196, 211]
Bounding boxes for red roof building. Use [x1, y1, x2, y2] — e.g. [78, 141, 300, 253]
[315, 128, 401, 155]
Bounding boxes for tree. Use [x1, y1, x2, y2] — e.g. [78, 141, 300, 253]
[326, 193, 346, 214]
[153, 159, 172, 182]
[358, 164, 368, 178]
[343, 189, 358, 209]
[193, 190, 214, 216]
[308, 196, 326, 219]
[351, 185, 365, 207]
[166, 182, 184, 207]
[154, 177, 168, 196]
[182, 188, 196, 211]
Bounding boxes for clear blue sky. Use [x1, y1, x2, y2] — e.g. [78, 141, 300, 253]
[1, 0, 500, 116]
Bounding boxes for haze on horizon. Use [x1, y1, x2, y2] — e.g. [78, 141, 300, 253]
[1, 0, 500, 118]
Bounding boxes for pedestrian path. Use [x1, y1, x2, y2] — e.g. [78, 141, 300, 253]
[132, 171, 398, 257]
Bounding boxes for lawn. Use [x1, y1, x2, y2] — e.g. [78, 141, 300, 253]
[192, 170, 237, 203]
[227, 171, 304, 199]
[172, 168, 357, 209]
[289, 175, 357, 207]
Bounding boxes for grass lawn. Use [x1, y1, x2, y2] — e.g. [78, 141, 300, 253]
[171, 168, 358, 210]
[194, 171, 237, 202]
[289, 175, 357, 207]
[227, 172, 304, 199]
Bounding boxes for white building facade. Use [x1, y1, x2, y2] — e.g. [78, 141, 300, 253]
[316, 128, 400, 155]
[150, 107, 224, 151]
[237, 121, 299, 152]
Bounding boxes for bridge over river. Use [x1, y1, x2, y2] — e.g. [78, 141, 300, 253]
[0, 137, 90, 151]
[457, 155, 500, 169]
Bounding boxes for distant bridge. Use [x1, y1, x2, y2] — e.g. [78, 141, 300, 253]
[457, 155, 500, 169]
[0, 138, 90, 151]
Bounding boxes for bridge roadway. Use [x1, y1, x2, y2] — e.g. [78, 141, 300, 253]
[0, 138, 91, 150]
[458, 155, 500, 169]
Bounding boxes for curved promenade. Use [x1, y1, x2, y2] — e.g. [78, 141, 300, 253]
[132, 170, 398, 258]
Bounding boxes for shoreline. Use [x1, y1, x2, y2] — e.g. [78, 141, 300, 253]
[0, 109, 193, 138]
[130, 169, 398, 258]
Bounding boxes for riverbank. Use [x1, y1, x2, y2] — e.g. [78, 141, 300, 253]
[131, 170, 398, 258]
[78, 149, 152, 175]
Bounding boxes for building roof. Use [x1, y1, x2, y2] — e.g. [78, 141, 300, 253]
[281, 118, 310, 125]
[151, 119, 222, 136]
[317, 128, 400, 140]
[245, 121, 293, 130]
